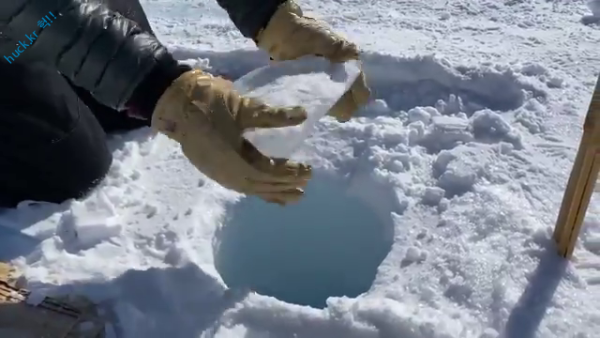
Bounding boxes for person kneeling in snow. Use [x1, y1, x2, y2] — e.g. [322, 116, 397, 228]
[0, 0, 370, 208]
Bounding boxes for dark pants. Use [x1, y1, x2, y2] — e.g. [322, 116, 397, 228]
[0, 0, 154, 208]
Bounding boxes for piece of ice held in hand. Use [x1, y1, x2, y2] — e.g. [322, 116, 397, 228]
[233, 56, 361, 158]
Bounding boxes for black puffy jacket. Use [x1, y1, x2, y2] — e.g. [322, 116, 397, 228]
[0, 0, 285, 116]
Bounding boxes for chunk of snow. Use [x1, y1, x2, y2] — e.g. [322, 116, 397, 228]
[408, 107, 431, 124]
[422, 187, 445, 206]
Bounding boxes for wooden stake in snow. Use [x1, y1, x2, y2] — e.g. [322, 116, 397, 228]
[553, 77, 600, 259]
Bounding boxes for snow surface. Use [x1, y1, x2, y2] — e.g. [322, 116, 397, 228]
[1, 0, 600, 337]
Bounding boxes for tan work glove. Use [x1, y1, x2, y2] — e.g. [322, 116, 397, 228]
[256, 0, 371, 122]
[151, 69, 312, 205]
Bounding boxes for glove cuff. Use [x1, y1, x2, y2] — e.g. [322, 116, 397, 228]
[255, 1, 303, 59]
[127, 56, 192, 120]
[151, 69, 212, 138]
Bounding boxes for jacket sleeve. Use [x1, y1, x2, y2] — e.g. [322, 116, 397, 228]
[215, 0, 286, 39]
[0, 0, 176, 111]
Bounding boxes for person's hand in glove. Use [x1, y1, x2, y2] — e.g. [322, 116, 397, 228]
[151, 69, 312, 206]
[255, 0, 371, 122]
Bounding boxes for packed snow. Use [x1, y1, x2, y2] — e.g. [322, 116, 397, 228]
[1, 0, 600, 337]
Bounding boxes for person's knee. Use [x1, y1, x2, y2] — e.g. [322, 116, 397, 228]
[0, 65, 113, 208]
[47, 111, 114, 203]
[0, 118, 113, 208]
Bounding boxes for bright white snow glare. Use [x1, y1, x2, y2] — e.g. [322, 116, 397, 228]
[215, 171, 393, 308]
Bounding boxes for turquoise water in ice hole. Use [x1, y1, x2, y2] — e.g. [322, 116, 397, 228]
[215, 173, 392, 308]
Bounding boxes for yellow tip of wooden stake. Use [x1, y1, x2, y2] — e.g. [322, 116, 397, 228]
[553, 77, 600, 259]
